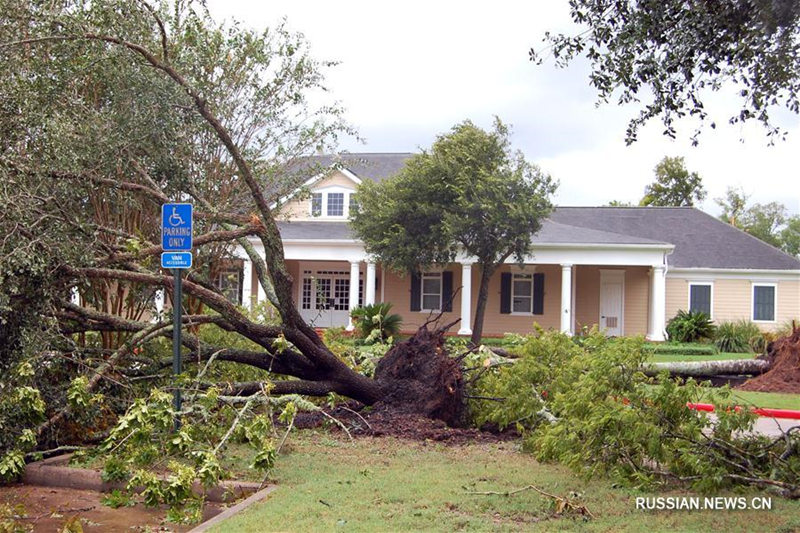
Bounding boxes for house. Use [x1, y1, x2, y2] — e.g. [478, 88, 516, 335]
[228, 153, 800, 340]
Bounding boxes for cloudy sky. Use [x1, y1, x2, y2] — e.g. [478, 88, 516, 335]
[207, 0, 799, 216]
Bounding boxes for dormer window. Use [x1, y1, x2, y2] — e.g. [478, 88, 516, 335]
[308, 188, 356, 218]
[327, 193, 344, 216]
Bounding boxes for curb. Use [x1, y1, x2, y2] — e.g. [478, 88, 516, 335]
[688, 403, 800, 420]
[188, 484, 277, 533]
[22, 454, 261, 503]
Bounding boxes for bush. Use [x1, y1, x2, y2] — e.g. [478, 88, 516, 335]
[714, 320, 760, 353]
[665, 310, 715, 343]
[350, 303, 402, 344]
[645, 343, 718, 356]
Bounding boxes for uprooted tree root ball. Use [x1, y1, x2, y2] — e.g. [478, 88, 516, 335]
[372, 320, 467, 427]
[739, 325, 800, 394]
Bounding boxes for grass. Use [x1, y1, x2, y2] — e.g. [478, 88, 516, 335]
[705, 389, 800, 411]
[210, 431, 800, 532]
[649, 352, 754, 363]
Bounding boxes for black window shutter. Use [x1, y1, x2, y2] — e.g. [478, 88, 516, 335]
[410, 272, 421, 311]
[442, 271, 453, 312]
[500, 272, 511, 314]
[533, 273, 545, 315]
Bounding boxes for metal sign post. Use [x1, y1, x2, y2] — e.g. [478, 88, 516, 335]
[161, 203, 193, 431]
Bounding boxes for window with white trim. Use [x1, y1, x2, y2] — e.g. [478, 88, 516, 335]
[310, 193, 322, 217]
[512, 273, 533, 314]
[421, 272, 442, 311]
[327, 192, 344, 216]
[688, 283, 712, 316]
[752, 284, 776, 322]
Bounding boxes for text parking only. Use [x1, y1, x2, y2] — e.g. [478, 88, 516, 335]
[161, 203, 193, 269]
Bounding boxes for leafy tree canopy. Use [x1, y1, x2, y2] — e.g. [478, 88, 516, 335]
[532, 1, 800, 143]
[350, 118, 556, 343]
[640, 156, 705, 207]
[716, 187, 800, 254]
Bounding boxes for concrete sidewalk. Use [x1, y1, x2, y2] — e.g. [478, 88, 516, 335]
[750, 416, 800, 438]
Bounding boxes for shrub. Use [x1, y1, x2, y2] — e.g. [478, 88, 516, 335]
[714, 320, 760, 353]
[350, 303, 402, 344]
[646, 343, 718, 356]
[665, 310, 715, 343]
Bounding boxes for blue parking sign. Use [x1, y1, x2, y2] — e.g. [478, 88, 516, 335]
[162, 203, 193, 251]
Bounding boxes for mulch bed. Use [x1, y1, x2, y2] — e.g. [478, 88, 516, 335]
[0, 484, 222, 532]
[294, 402, 516, 446]
[738, 326, 800, 394]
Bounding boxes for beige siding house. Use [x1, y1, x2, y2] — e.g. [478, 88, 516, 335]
[232, 153, 800, 339]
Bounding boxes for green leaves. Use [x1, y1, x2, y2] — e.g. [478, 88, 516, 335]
[536, 1, 800, 143]
[471, 327, 799, 494]
[640, 156, 705, 207]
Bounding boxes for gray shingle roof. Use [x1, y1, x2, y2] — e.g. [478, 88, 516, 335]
[277, 207, 800, 271]
[550, 207, 800, 270]
[280, 155, 800, 271]
[532, 220, 669, 245]
[279, 220, 353, 240]
[306, 153, 414, 183]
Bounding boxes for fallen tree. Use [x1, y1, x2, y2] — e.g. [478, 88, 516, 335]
[472, 330, 800, 498]
[0, 0, 467, 469]
[642, 359, 770, 378]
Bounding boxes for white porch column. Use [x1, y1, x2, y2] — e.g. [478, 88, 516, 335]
[457, 262, 473, 336]
[647, 265, 667, 341]
[365, 262, 376, 306]
[560, 263, 573, 335]
[346, 261, 360, 331]
[241, 258, 253, 310]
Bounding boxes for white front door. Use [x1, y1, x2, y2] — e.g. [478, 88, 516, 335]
[599, 270, 624, 336]
[298, 270, 360, 328]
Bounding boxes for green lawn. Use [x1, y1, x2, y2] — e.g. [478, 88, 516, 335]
[648, 352, 754, 363]
[707, 389, 800, 411]
[210, 431, 800, 532]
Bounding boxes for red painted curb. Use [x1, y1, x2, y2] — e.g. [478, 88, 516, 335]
[687, 403, 800, 420]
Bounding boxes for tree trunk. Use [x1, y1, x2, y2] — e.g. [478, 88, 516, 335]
[469, 264, 496, 346]
[642, 359, 770, 378]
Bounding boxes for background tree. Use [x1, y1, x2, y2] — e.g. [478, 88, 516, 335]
[532, 1, 800, 143]
[350, 119, 556, 345]
[716, 187, 799, 255]
[715, 187, 751, 227]
[639, 156, 705, 207]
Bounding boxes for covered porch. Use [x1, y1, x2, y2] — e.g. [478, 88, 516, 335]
[239, 235, 674, 340]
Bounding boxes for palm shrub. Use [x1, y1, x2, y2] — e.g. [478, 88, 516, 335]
[350, 303, 402, 344]
[665, 310, 715, 343]
[714, 320, 760, 353]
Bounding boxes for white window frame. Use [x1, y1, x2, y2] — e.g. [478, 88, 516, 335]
[687, 282, 714, 319]
[511, 273, 534, 315]
[751, 282, 777, 323]
[420, 272, 443, 312]
[308, 186, 356, 219]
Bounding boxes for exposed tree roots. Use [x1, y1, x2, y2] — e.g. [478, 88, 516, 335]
[373, 320, 466, 427]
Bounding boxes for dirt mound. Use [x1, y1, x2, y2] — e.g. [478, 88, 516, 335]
[294, 402, 514, 446]
[738, 325, 800, 394]
[372, 320, 466, 427]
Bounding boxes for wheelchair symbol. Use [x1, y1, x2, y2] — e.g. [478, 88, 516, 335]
[168, 207, 185, 226]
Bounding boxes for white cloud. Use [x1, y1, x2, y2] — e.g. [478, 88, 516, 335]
[207, 0, 800, 215]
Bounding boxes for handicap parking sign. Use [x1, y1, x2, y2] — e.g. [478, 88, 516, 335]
[162, 203, 193, 251]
